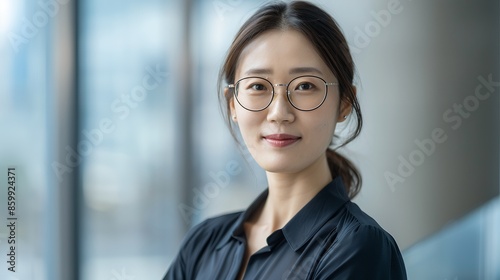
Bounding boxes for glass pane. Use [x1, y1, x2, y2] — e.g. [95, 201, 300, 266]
[403, 197, 500, 279]
[0, 1, 52, 279]
[79, 1, 183, 279]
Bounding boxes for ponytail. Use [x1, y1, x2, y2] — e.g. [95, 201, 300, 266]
[326, 148, 361, 199]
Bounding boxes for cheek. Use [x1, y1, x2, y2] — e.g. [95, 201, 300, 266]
[234, 109, 263, 142]
[236, 108, 260, 127]
[308, 111, 337, 144]
[316, 120, 336, 142]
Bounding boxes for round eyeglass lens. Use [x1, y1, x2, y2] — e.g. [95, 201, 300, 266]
[287, 76, 328, 110]
[235, 77, 273, 111]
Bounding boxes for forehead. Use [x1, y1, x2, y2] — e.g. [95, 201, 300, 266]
[235, 29, 332, 79]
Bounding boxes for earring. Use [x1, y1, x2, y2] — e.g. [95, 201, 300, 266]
[343, 115, 347, 119]
[232, 115, 237, 121]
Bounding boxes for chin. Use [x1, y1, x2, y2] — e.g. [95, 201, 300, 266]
[256, 157, 304, 174]
[262, 166, 300, 174]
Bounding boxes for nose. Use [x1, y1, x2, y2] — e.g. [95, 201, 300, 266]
[266, 85, 295, 123]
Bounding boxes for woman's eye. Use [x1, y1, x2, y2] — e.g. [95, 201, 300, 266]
[297, 83, 314, 90]
[250, 84, 266, 91]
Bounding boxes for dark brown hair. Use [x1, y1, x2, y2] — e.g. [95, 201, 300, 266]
[217, 1, 363, 198]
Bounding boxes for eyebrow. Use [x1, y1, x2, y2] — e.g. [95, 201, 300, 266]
[244, 68, 273, 75]
[289, 67, 323, 75]
[244, 67, 324, 76]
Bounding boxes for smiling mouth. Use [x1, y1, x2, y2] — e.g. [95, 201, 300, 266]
[263, 134, 301, 148]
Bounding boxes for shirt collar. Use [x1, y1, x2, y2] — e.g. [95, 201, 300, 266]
[282, 176, 350, 251]
[216, 176, 350, 251]
[216, 189, 268, 250]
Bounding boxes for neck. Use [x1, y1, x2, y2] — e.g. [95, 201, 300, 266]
[256, 154, 332, 231]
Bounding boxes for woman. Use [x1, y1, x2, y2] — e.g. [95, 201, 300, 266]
[164, 1, 407, 279]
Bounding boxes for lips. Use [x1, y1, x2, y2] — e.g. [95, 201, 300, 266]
[263, 134, 301, 148]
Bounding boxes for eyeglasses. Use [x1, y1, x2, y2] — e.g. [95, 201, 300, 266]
[228, 75, 338, 112]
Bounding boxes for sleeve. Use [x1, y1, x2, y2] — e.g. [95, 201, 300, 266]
[163, 253, 186, 280]
[162, 220, 211, 280]
[313, 224, 407, 280]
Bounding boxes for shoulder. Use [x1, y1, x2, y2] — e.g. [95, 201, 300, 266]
[334, 201, 403, 259]
[164, 212, 242, 280]
[335, 201, 391, 239]
[314, 202, 407, 279]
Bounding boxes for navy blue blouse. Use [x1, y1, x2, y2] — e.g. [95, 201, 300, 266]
[164, 177, 407, 279]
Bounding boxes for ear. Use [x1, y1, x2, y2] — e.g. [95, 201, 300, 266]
[226, 87, 237, 123]
[337, 85, 356, 122]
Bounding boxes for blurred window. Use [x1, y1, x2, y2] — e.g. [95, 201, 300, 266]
[79, 0, 184, 278]
[0, 1, 53, 279]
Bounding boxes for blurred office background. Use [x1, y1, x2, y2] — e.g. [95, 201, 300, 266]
[0, 0, 498, 279]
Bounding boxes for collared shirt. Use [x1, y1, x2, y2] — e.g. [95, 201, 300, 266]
[164, 177, 407, 280]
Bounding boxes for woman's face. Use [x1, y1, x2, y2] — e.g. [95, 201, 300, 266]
[230, 29, 350, 175]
